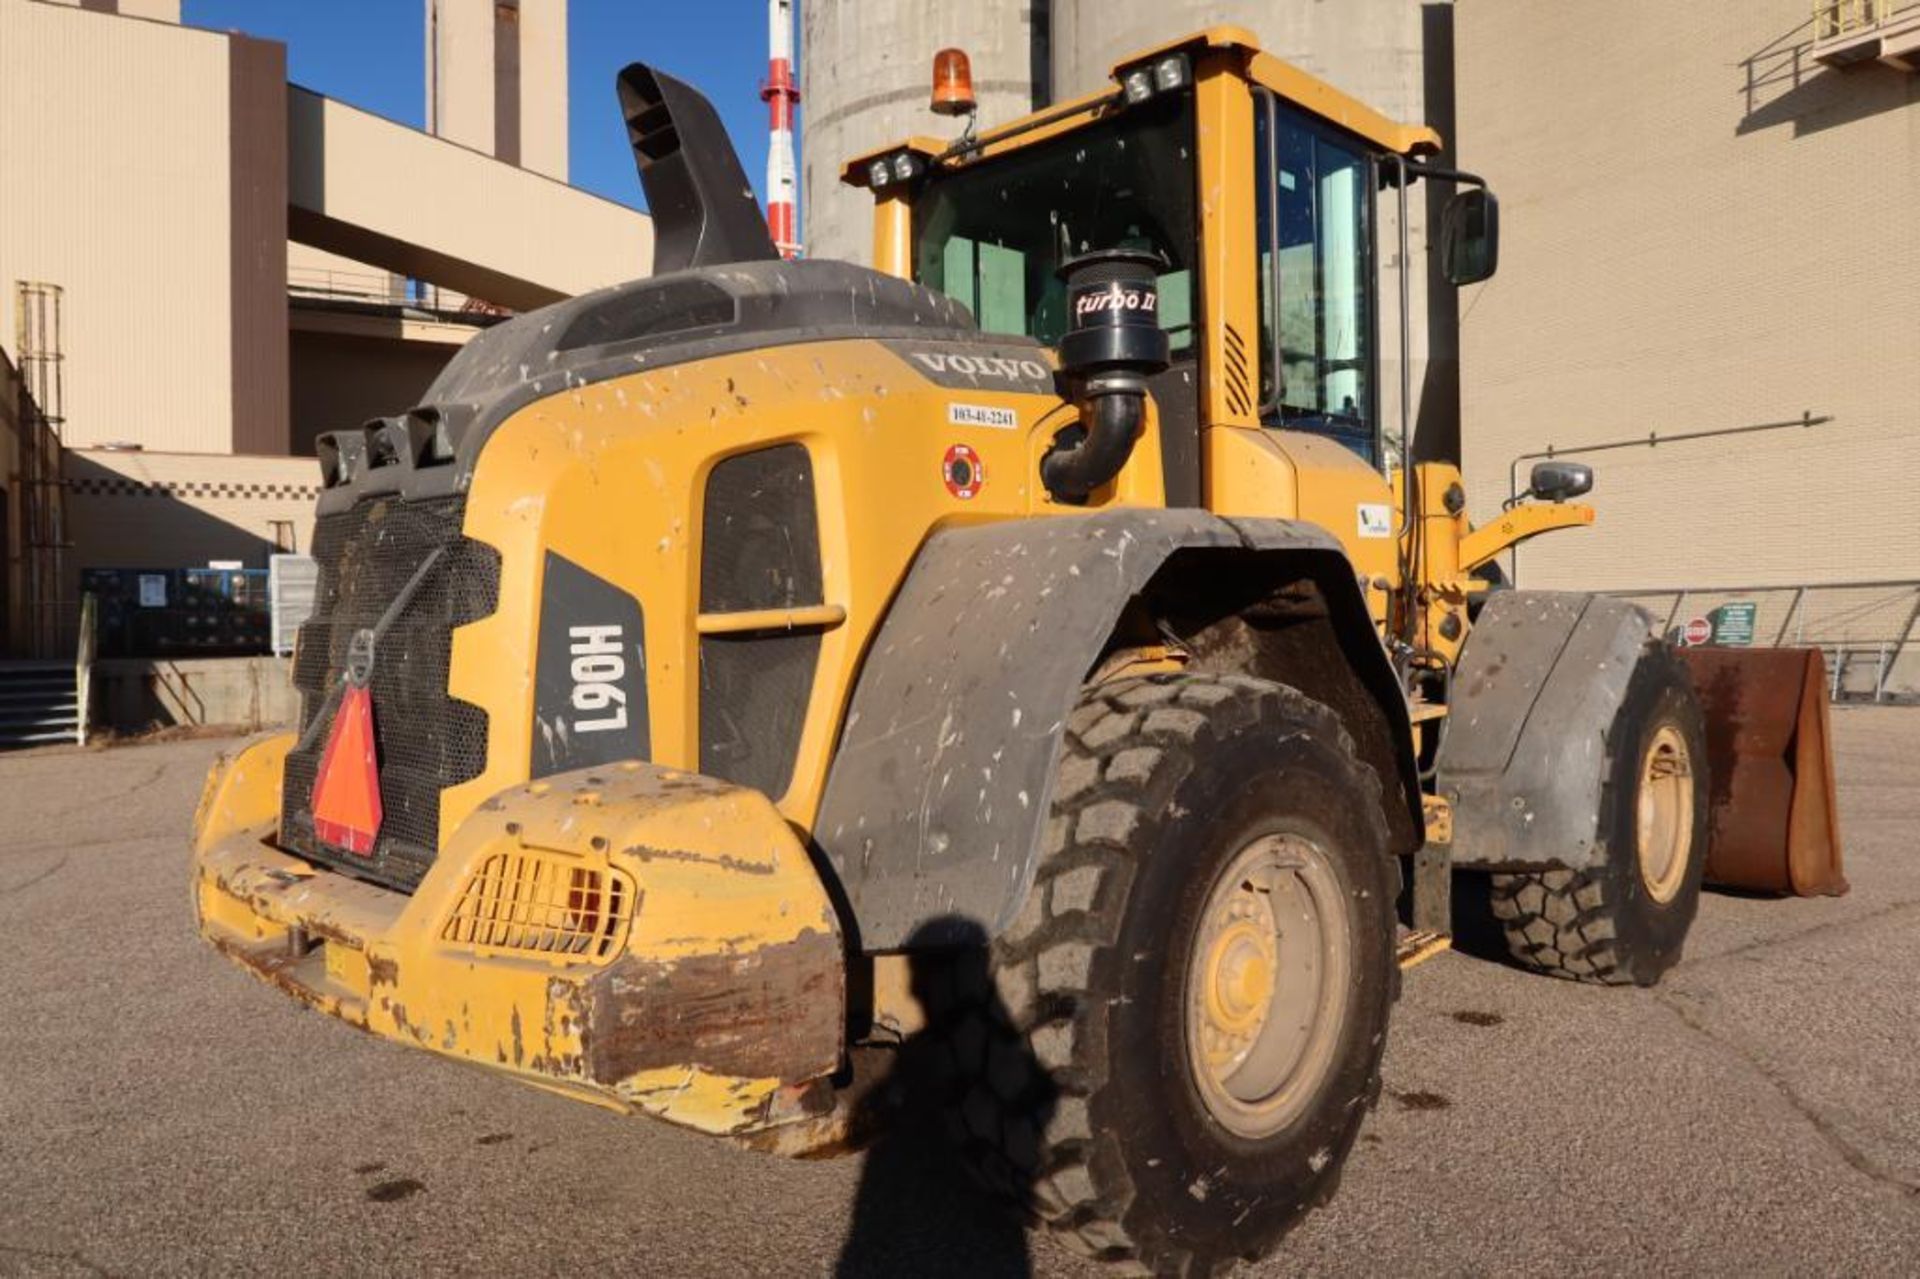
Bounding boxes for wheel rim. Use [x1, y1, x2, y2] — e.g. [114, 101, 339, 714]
[1636, 724, 1694, 904]
[1184, 832, 1350, 1139]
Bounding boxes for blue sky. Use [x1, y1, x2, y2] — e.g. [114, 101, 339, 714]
[183, 0, 774, 212]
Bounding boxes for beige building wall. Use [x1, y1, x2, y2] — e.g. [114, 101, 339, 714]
[289, 87, 650, 309]
[427, 0, 569, 180]
[288, 314, 473, 455]
[63, 449, 320, 597]
[0, 0, 286, 455]
[38, 0, 179, 22]
[516, 0, 569, 181]
[287, 242, 403, 303]
[1454, 0, 1920, 600]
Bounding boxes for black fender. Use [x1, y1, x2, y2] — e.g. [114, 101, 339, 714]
[1436, 590, 1660, 871]
[813, 509, 1421, 951]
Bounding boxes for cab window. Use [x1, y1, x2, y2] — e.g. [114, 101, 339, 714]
[1254, 92, 1379, 465]
[912, 95, 1198, 356]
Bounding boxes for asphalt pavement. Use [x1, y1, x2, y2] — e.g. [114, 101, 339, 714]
[2, 709, 1917, 1276]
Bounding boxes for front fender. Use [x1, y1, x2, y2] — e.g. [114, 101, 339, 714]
[814, 509, 1418, 951]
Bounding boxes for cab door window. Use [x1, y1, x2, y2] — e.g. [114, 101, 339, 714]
[1254, 92, 1378, 465]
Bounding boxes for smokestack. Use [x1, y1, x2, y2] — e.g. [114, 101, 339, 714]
[762, 0, 801, 257]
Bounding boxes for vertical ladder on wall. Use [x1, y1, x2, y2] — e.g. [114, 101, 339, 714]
[14, 282, 68, 661]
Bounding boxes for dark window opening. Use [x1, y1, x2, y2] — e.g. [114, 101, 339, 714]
[698, 445, 823, 799]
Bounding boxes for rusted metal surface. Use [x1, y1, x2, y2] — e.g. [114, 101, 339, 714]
[582, 928, 843, 1083]
[194, 749, 851, 1141]
[1680, 647, 1847, 897]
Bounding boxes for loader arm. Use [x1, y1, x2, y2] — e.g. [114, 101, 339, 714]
[1456, 501, 1595, 575]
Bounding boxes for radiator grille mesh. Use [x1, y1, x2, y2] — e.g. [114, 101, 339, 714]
[281, 495, 500, 891]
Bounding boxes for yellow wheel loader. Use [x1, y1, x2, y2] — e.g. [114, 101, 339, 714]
[191, 28, 1845, 1273]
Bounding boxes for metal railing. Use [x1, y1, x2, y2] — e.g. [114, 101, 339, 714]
[287, 265, 406, 304]
[1608, 578, 1920, 702]
[1814, 0, 1920, 40]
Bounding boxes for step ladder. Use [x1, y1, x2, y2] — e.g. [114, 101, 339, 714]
[0, 661, 80, 749]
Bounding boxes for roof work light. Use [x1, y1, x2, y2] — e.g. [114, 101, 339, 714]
[1118, 52, 1191, 105]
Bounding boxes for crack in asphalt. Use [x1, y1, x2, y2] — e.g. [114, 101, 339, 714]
[6, 759, 176, 829]
[0, 1243, 116, 1276]
[1657, 989, 1920, 1208]
[0, 831, 177, 863]
[1688, 895, 1920, 967]
[0, 854, 69, 898]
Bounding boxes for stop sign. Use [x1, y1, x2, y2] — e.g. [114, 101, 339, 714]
[1682, 617, 1713, 647]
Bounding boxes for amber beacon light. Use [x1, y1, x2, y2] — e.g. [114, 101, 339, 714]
[931, 47, 976, 116]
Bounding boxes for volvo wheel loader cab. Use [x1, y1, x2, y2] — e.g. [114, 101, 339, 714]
[192, 26, 1843, 1276]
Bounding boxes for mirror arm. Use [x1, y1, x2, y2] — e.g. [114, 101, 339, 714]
[1401, 162, 1490, 190]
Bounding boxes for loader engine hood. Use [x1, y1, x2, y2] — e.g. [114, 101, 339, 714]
[314, 56, 1007, 514]
[311, 260, 988, 514]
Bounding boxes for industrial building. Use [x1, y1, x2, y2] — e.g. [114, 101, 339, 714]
[799, 0, 1916, 695]
[3, 0, 1913, 713]
[0, 0, 652, 676]
[1453, 0, 1920, 695]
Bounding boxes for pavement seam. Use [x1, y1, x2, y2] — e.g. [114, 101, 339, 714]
[2, 831, 179, 860]
[9, 759, 176, 830]
[1656, 988, 1920, 1209]
[0, 1243, 116, 1277]
[1689, 895, 1920, 967]
[0, 854, 69, 898]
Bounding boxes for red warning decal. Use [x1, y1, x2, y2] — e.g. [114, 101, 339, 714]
[942, 443, 985, 500]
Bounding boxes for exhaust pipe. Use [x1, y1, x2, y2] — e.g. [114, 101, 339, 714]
[616, 63, 780, 275]
[1044, 250, 1170, 503]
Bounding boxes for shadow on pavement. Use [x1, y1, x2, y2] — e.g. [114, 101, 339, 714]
[834, 919, 1057, 1278]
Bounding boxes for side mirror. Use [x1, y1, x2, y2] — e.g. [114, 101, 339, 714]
[1528, 460, 1593, 502]
[1441, 188, 1500, 286]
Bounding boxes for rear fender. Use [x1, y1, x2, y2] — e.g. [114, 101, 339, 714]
[813, 509, 1420, 952]
[1436, 590, 1655, 871]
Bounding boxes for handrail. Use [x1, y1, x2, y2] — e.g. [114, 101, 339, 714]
[74, 592, 97, 746]
[1814, 0, 1920, 40]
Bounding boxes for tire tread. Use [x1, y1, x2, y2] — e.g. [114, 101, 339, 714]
[945, 672, 1394, 1274]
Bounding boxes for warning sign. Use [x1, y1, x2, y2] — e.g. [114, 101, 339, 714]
[941, 443, 985, 500]
[1711, 601, 1758, 648]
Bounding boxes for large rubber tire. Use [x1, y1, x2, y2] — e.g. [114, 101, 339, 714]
[941, 672, 1399, 1276]
[1488, 644, 1710, 986]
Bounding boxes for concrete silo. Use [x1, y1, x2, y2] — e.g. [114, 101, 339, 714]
[798, 0, 1042, 267]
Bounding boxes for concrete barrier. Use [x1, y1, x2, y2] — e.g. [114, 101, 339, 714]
[93, 656, 299, 734]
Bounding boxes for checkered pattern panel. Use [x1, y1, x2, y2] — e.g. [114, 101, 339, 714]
[64, 477, 322, 501]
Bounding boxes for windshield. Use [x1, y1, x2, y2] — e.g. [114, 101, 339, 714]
[912, 95, 1198, 355]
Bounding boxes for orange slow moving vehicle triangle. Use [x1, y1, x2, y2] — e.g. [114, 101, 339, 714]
[311, 684, 383, 855]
